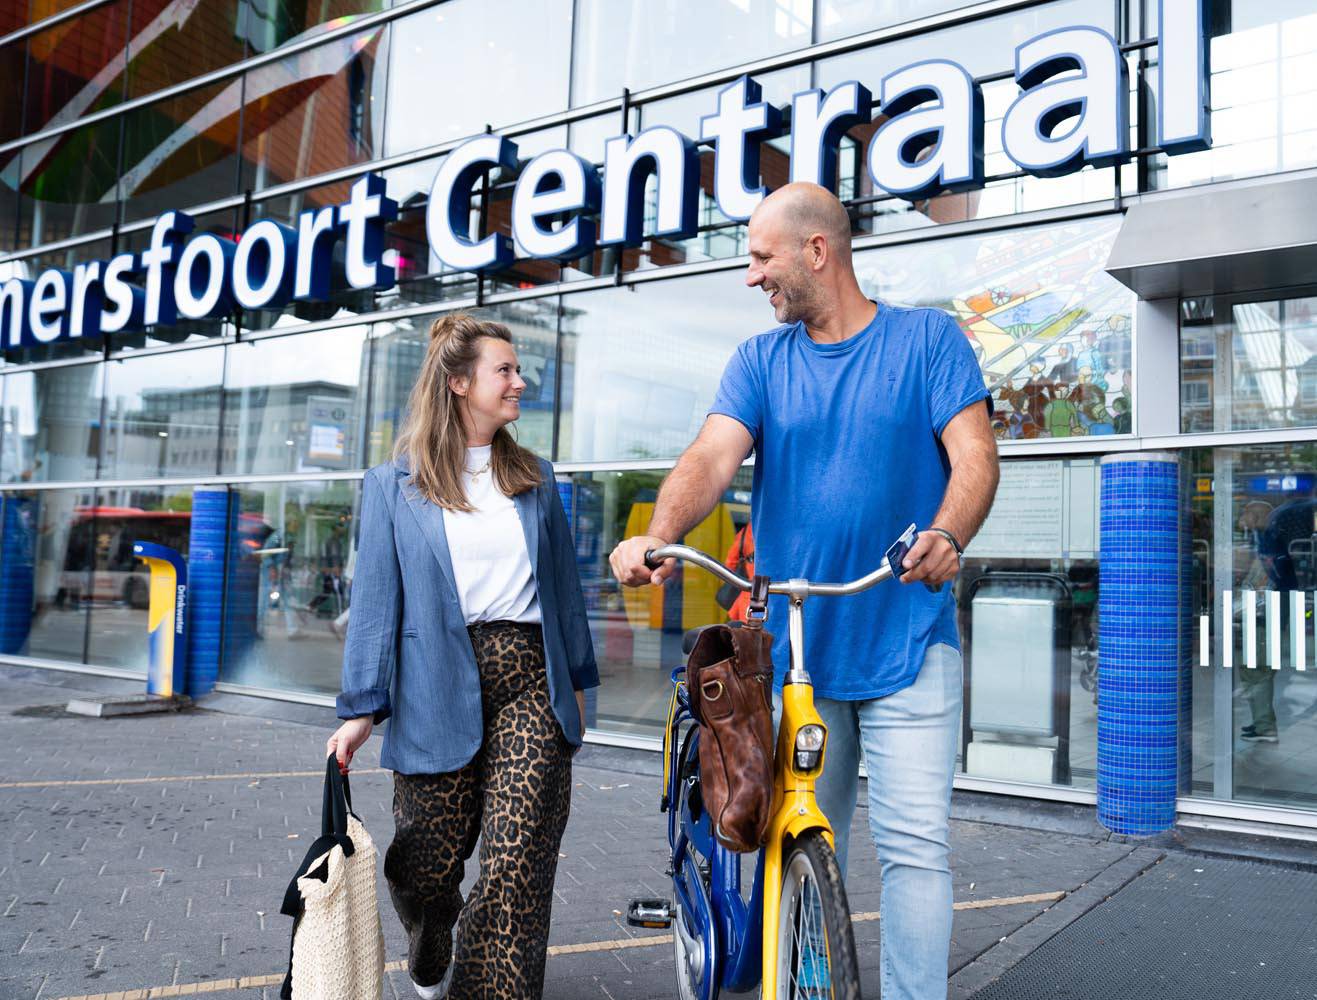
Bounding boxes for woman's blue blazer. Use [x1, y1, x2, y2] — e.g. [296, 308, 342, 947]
[336, 458, 599, 774]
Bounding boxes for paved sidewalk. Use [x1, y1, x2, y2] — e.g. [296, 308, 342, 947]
[0, 664, 1303, 1000]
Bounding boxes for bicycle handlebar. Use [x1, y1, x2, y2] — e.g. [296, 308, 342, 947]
[644, 544, 894, 598]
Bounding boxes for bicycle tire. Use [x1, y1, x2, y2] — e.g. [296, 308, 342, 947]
[774, 831, 860, 999]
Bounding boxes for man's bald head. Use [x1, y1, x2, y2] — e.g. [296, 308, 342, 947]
[745, 182, 868, 328]
[752, 182, 853, 261]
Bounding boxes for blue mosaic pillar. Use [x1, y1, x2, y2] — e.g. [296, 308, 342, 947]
[1097, 453, 1181, 835]
[186, 489, 233, 697]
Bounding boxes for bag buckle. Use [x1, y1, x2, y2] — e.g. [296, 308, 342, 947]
[746, 574, 770, 624]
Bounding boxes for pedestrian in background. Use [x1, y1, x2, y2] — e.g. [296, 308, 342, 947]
[327, 313, 598, 1000]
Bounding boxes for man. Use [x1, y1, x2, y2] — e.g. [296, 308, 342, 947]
[610, 182, 999, 999]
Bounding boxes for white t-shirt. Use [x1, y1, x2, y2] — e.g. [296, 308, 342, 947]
[441, 445, 542, 625]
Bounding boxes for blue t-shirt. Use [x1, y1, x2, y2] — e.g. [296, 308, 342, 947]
[709, 303, 990, 701]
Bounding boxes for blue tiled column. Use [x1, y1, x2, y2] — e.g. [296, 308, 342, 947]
[1097, 453, 1181, 835]
[186, 489, 233, 697]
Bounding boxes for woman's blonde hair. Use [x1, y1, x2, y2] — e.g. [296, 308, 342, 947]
[393, 312, 542, 511]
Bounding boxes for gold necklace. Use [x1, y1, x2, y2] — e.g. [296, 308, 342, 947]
[467, 458, 491, 482]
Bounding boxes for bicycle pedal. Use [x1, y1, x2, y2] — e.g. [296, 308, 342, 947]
[626, 898, 673, 929]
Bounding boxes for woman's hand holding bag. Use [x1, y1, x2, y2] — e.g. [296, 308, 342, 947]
[327, 717, 373, 773]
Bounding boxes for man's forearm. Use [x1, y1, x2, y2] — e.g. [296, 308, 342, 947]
[931, 443, 999, 548]
[649, 448, 730, 543]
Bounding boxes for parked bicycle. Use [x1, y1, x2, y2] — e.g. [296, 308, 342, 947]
[628, 541, 902, 999]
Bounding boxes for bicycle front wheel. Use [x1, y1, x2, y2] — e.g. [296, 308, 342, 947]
[774, 831, 860, 999]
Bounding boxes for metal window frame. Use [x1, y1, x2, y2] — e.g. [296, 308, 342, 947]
[0, 0, 116, 48]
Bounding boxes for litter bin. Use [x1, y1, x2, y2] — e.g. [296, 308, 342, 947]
[963, 572, 1072, 785]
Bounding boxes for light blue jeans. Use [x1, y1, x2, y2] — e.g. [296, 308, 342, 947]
[776, 642, 962, 1000]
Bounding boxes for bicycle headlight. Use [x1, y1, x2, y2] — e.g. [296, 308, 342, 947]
[794, 724, 826, 772]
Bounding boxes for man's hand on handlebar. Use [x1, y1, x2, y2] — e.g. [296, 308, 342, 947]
[897, 529, 961, 588]
[609, 535, 676, 587]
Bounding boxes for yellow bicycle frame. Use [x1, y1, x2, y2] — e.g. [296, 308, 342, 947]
[760, 678, 834, 997]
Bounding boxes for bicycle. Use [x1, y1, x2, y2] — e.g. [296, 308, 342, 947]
[627, 542, 899, 999]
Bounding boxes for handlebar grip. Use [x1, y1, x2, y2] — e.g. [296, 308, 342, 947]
[643, 549, 661, 570]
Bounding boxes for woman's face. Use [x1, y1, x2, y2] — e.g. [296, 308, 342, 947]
[452, 337, 526, 441]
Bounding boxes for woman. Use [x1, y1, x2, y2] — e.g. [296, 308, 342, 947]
[327, 313, 598, 999]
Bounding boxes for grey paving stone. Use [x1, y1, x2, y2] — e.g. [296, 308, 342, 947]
[0, 664, 1299, 1000]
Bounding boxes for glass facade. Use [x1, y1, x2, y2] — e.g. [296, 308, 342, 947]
[1184, 442, 1317, 810]
[1181, 292, 1317, 433]
[0, 0, 1313, 824]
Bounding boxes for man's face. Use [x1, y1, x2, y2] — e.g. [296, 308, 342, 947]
[745, 212, 817, 325]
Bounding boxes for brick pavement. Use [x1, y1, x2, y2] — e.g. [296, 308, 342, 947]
[2, 665, 1162, 999]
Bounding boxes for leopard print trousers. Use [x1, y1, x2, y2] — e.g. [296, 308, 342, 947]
[384, 621, 573, 999]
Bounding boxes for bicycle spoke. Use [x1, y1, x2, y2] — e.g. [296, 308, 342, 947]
[784, 868, 833, 1000]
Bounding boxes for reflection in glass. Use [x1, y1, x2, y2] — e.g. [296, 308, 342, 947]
[84, 483, 194, 671]
[0, 487, 96, 664]
[854, 215, 1134, 440]
[1180, 293, 1317, 433]
[1153, 3, 1317, 189]
[1187, 442, 1317, 808]
[14, 116, 121, 246]
[221, 479, 359, 696]
[241, 25, 389, 192]
[572, 0, 811, 106]
[124, 1, 244, 100]
[18, 0, 130, 141]
[561, 467, 753, 738]
[0, 39, 25, 147]
[117, 79, 242, 224]
[817, 0, 980, 41]
[101, 348, 225, 481]
[956, 457, 1102, 788]
[556, 271, 764, 463]
[368, 299, 560, 466]
[383, 0, 571, 157]
[0, 364, 105, 483]
[222, 327, 368, 475]
[237, 0, 388, 54]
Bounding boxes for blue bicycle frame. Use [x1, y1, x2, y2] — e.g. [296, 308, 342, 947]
[664, 666, 767, 998]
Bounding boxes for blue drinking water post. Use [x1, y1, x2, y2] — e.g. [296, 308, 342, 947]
[131, 542, 189, 699]
[67, 541, 191, 717]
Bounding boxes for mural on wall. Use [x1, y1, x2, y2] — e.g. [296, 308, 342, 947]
[858, 214, 1133, 440]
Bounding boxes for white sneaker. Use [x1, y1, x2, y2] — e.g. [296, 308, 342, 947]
[411, 961, 453, 1000]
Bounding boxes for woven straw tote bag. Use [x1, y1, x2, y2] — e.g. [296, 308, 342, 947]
[280, 756, 385, 1000]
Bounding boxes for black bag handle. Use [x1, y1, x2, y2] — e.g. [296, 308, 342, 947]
[279, 755, 360, 999]
[321, 753, 358, 838]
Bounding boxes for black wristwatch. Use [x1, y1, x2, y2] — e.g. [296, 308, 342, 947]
[926, 527, 965, 567]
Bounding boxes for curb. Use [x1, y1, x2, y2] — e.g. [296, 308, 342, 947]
[948, 846, 1165, 999]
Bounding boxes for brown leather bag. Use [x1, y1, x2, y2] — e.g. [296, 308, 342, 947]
[687, 617, 775, 852]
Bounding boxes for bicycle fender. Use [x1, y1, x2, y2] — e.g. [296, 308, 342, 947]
[760, 802, 834, 998]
